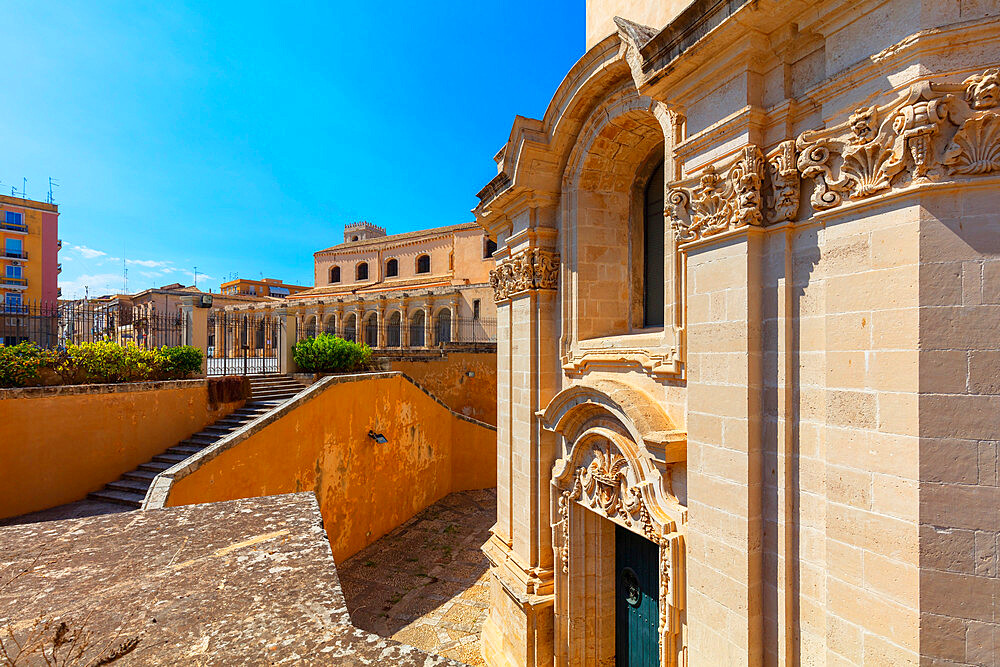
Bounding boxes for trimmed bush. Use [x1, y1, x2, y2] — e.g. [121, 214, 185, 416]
[293, 334, 372, 373]
[0, 342, 51, 388]
[0, 340, 206, 388]
[162, 345, 204, 377]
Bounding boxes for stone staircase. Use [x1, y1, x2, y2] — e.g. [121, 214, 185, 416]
[88, 374, 308, 508]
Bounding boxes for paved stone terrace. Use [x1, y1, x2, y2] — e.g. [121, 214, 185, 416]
[338, 488, 496, 666]
[0, 493, 462, 666]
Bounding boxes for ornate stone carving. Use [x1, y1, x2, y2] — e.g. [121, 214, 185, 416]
[658, 537, 671, 639]
[766, 140, 800, 223]
[489, 248, 560, 302]
[943, 113, 1000, 175]
[668, 145, 767, 243]
[795, 70, 1000, 212]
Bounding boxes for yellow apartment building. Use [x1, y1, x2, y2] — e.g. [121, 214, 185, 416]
[0, 195, 59, 311]
[219, 277, 309, 298]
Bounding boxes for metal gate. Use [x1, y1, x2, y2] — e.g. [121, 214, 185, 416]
[207, 311, 280, 376]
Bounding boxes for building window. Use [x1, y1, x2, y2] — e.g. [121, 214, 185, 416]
[329, 266, 341, 283]
[5, 211, 22, 225]
[5, 238, 22, 257]
[386, 258, 398, 277]
[473, 299, 481, 320]
[5, 264, 22, 279]
[484, 237, 497, 258]
[356, 262, 369, 280]
[4, 292, 21, 310]
[416, 254, 431, 274]
[643, 161, 665, 327]
[351, 235, 359, 242]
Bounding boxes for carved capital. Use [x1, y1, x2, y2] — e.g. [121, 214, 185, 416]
[490, 248, 559, 302]
[668, 145, 767, 244]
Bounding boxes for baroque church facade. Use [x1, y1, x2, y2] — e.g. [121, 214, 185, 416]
[475, 1, 1000, 665]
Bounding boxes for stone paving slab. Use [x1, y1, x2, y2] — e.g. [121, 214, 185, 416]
[0, 493, 461, 665]
[338, 488, 497, 666]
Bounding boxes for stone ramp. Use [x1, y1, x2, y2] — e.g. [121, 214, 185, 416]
[0, 493, 463, 666]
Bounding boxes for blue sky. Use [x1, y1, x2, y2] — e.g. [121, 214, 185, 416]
[3, 2, 584, 298]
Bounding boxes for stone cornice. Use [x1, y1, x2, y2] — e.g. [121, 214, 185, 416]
[668, 68, 1000, 249]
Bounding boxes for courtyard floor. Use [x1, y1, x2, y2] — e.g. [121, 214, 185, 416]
[337, 488, 496, 666]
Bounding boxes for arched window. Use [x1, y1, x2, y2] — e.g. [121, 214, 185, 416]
[410, 310, 425, 347]
[324, 314, 337, 334]
[643, 162, 665, 327]
[356, 262, 369, 281]
[387, 311, 401, 347]
[484, 237, 497, 258]
[329, 266, 341, 283]
[386, 258, 398, 277]
[344, 313, 357, 341]
[416, 254, 431, 274]
[435, 308, 451, 344]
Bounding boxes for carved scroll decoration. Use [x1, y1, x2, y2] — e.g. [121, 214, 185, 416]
[766, 140, 800, 223]
[490, 248, 559, 302]
[795, 69, 1000, 211]
[667, 145, 767, 243]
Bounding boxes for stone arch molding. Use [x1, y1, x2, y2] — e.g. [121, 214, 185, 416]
[544, 380, 686, 665]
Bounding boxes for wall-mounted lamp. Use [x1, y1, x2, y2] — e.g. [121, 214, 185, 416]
[368, 430, 388, 444]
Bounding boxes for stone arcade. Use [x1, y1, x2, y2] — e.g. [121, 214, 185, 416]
[475, 1, 1000, 665]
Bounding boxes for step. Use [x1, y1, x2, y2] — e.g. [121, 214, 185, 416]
[251, 392, 299, 400]
[167, 444, 203, 456]
[203, 424, 240, 435]
[124, 469, 160, 482]
[87, 489, 143, 508]
[216, 417, 253, 427]
[139, 460, 174, 473]
[107, 478, 152, 494]
[186, 434, 220, 446]
[153, 452, 189, 464]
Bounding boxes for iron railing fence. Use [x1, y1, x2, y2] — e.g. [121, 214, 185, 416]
[207, 310, 280, 376]
[0, 299, 184, 349]
[296, 316, 496, 348]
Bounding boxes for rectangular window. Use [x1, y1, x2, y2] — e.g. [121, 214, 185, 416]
[5, 211, 23, 225]
[4, 238, 22, 256]
[5, 292, 21, 307]
[473, 299, 481, 320]
[5, 265, 22, 278]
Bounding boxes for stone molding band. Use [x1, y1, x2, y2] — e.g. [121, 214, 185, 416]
[668, 68, 1000, 245]
[489, 248, 559, 302]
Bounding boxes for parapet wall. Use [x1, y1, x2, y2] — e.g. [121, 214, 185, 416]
[150, 372, 497, 562]
[0, 379, 244, 519]
[381, 350, 498, 425]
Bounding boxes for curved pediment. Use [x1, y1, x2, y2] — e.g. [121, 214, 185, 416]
[540, 379, 685, 465]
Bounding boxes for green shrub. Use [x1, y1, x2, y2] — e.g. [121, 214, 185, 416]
[161, 345, 203, 377]
[0, 342, 50, 388]
[0, 340, 206, 388]
[293, 334, 372, 373]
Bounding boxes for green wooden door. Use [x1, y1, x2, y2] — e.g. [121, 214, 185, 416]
[616, 524, 659, 666]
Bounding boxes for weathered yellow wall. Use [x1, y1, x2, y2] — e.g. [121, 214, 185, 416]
[389, 352, 497, 425]
[0, 381, 241, 519]
[164, 374, 496, 562]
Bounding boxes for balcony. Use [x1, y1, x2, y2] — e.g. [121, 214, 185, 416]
[0, 221, 28, 234]
[3, 250, 27, 260]
[1, 277, 27, 289]
[57, 239, 62, 250]
[58, 263, 62, 274]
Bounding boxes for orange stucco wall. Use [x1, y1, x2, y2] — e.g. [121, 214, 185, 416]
[164, 373, 496, 562]
[387, 352, 497, 425]
[0, 381, 241, 519]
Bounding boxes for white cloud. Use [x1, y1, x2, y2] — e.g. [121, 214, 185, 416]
[127, 259, 171, 268]
[72, 245, 107, 260]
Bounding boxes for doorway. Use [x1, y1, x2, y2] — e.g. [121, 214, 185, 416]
[616, 524, 659, 666]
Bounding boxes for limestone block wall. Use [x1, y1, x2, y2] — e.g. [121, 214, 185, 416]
[917, 185, 1000, 664]
[0, 380, 244, 519]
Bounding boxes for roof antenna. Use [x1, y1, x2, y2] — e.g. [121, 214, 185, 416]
[47, 178, 59, 204]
